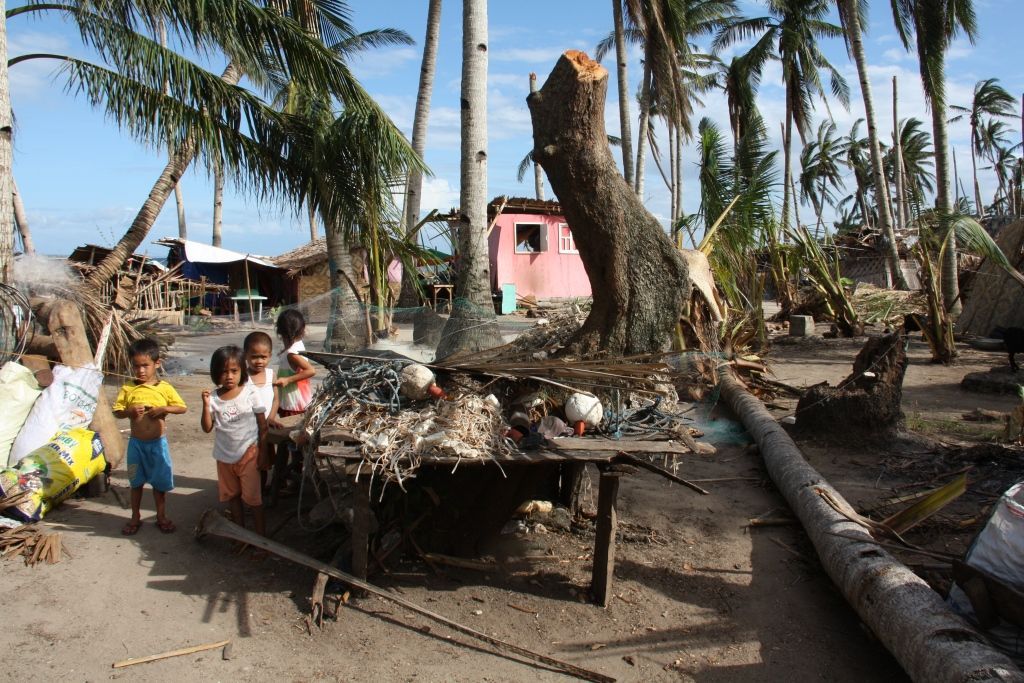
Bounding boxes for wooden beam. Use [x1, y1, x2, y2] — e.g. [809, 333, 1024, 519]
[195, 510, 614, 683]
[590, 470, 620, 607]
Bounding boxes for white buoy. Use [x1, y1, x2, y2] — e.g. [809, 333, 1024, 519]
[400, 363, 435, 400]
[565, 393, 603, 427]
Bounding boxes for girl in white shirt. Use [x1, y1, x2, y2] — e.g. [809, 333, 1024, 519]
[243, 331, 277, 491]
[201, 345, 268, 537]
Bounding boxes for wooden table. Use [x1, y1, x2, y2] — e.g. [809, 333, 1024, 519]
[317, 441, 644, 607]
[431, 283, 454, 312]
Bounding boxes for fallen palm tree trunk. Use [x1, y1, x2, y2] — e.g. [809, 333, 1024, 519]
[196, 510, 613, 683]
[717, 372, 1022, 682]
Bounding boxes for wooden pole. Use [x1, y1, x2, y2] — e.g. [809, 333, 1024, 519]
[196, 510, 614, 683]
[243, 258, 255, 326]
[590, 470, 620, 607]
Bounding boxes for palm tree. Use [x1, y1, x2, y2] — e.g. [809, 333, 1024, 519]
[888, 117, 935, 215]
[716, 0, 849, 239]
[287, 102, 422, 351]
[212, 160, 224, 246]
[890, 0, 979, 314]
[950, 78, 1016, 218]
[435, 0, 502, 358]
[799, 120, 846, 235]
[608, 0, 737, 201]
[0, 1, 11, 283]
[4, 0, 375, 289]
[841, 119, 876, 232]
[611, 0, 634, 184]
[988, 143, 1020, 214]
[837, 0, 908, 289]
[399, 0, 442, 306]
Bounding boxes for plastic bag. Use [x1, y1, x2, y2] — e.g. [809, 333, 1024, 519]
[0, 361, 43, 466]
[9, 363, 102, 463]
[947, 481, 1024, 662]
[0, 427, 107, 522]
[966, 481, 1024, 587]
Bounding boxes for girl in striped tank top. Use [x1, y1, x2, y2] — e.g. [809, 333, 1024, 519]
[267, 309, 316, 505]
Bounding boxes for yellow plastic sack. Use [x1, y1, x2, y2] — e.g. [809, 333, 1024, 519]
[0, 427, 106, 522]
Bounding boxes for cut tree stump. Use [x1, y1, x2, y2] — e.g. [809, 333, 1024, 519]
[794, 332, 907, 443]
[527, 51, 689, 355]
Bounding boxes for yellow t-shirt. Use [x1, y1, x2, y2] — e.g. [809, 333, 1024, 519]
[113, 381, 186, 412]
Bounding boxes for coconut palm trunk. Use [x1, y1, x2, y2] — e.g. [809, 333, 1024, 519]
[0, 1, 13, 284]
[932, 101, 960, 313]
[969, 121, 983, 217]
[612, 0, 634, 185]
[529, 73, 545, 200]
[634, 56, 653, 198]
[718, 372, 1023, 681]
[892, 77, 908, 233]
[435, 0, 501, 359]
[86, 62, 242, 291]
[781, 104, 794, 237]
[12, 178, 34, 256]
[841, 0, 907, 288]
[211, 160, 224, 247]
[159, 20, 187, 240]
[399, 0, 442, 308]
[325, 224, 368, 351]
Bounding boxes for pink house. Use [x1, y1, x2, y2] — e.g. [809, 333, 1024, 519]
[487, 197, 591, 301]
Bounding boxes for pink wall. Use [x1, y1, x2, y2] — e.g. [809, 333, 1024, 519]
[488, 212, 592, 299]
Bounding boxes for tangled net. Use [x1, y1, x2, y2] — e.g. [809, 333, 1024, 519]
[302, 360, 514, 494]
[0, 283, 31, 366]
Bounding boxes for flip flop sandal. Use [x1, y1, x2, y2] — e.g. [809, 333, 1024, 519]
[121, 519, 143, 536]
[157, 519, 177, 534]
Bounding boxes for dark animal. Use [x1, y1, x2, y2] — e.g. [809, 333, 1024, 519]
[991, 326, 1024, 372]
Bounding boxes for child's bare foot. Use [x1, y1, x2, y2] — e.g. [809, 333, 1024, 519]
[121, 518, 143, 536]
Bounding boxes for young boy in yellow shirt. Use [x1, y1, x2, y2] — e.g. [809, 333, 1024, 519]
[112, 338, 187, 535]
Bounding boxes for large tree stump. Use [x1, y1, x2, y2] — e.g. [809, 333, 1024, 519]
[39, 301, 124, 472]
[528, 51, 688, 355]
[794, 332, 908, 443]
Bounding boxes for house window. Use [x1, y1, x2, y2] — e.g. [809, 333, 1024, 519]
[515, 223, 547, 253]
[558, 224, 578, 254]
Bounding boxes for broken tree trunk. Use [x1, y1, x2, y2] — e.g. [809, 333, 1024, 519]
[794, 332, 907, 443]
[528, 51, 688, 355]
[718, 372, 1023, 682]
[39, 301, 124, 470]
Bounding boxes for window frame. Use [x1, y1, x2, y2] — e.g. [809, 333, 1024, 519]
[557, 223, 579, 254]
[513, 222, 548, 254]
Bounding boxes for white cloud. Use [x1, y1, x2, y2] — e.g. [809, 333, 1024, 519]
[419, 176, 460, 213]
[349, 47, 419, 79]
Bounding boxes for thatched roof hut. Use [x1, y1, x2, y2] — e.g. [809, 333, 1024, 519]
[272, 238, 330, 322]
[958, 219, 1024, 335]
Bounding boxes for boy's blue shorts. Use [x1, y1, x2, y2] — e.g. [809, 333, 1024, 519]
[126, 436, 174, 492]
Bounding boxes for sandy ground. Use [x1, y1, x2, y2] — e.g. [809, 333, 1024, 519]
[2, 321, 1017, 682]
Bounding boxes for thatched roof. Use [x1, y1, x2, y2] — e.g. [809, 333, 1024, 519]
[273, 237, 326, 273]
[442, 196, 565, 222]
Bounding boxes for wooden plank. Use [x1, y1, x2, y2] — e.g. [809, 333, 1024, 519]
[548, 438, 696, 454]
[351, 476, 371, 580]
[267, 413, 304, 444]
[591, 471, 620, 607]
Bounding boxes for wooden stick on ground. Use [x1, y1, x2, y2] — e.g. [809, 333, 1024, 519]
[613, 453, 709, 495]
[196, 510, 613, 683]
[113, 639, 230, 669]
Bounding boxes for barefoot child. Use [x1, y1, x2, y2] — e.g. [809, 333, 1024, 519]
[267, 309, 316, 506]
[113, 338, 187, 535]
[243, 331, 276, 490]
[201, 345, 268, 537]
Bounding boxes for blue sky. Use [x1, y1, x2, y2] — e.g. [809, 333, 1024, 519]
[9, 0, 1024, 259]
